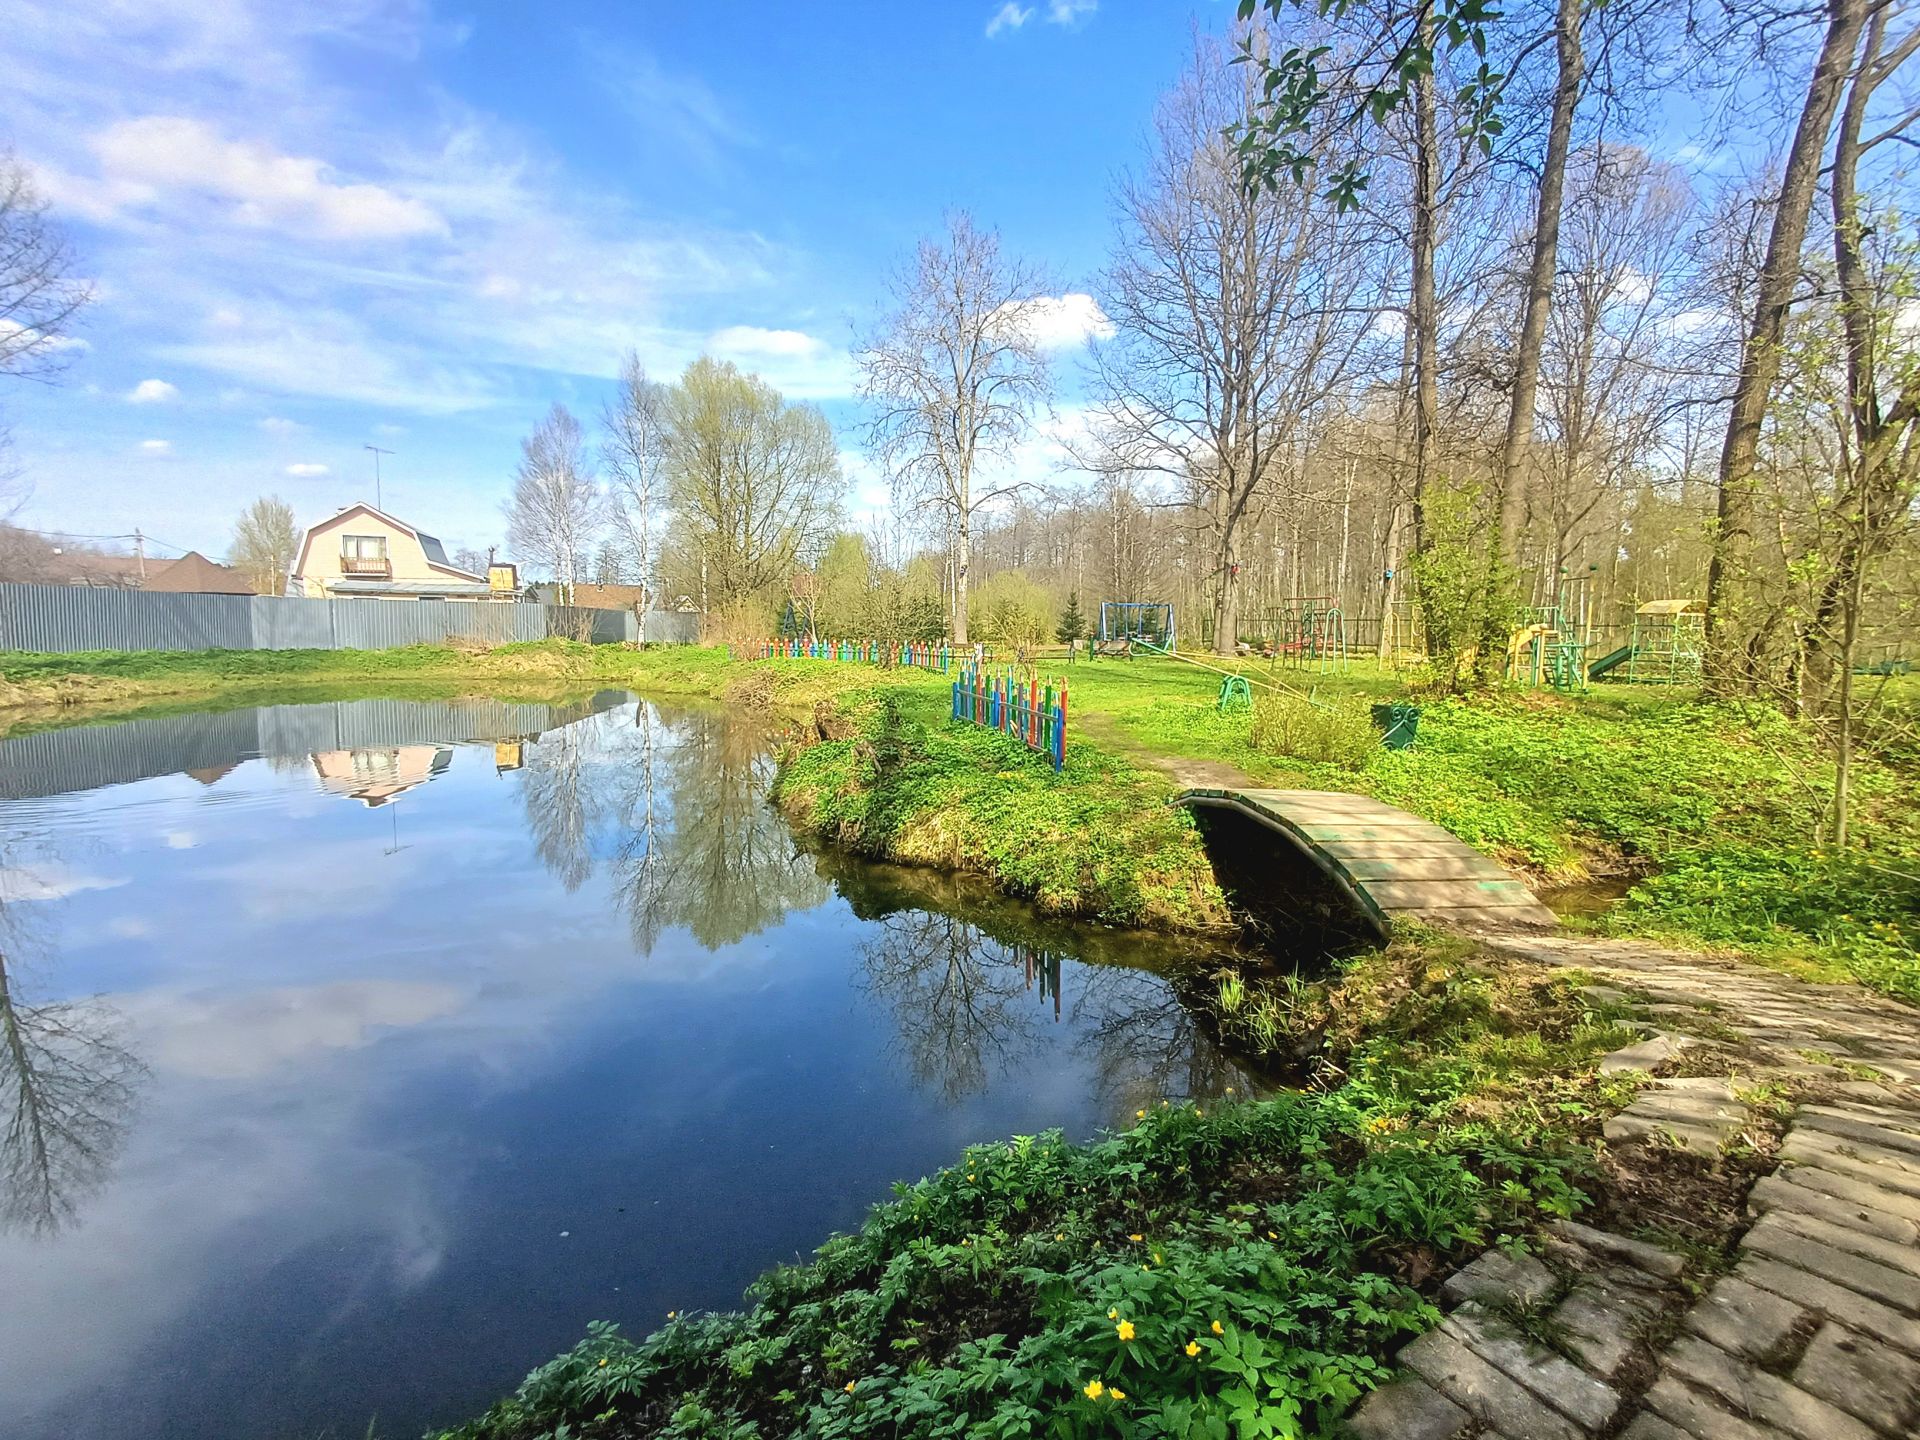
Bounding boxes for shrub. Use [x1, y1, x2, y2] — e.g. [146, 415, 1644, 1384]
[1248, 693, 1376, 769]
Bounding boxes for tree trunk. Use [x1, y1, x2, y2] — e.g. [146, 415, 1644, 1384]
[1211, 483, 1240, 655]
[1409, 30, 1443, 667]
[953, 501, 972, 645]
[1705, 0, 1868, 693]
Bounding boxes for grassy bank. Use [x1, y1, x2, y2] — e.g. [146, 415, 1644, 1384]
[7, 640, 1915, 998]
[433, 937, 1638, 1440]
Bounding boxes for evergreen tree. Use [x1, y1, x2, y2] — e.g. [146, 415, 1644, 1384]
[1056, 591, 1087, 644]
[778, 598, 804, 639]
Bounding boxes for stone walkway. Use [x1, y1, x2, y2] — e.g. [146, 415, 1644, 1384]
[1344, 935, 1920, 1440]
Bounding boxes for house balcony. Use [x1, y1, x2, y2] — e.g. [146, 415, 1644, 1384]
[339, 555, 392, 577]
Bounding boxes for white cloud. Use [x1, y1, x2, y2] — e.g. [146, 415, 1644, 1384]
[986, 4, 1033, 36]
[1015, 293, 1113, 349]
[373, 422, 407, 437]
[1046, 0, 1097, 23]
[127, 377, 180, 403]
[139, 438, 172, 454]
[284, 461, 329, 476]
[0, 317, 89, 353]
[0, 862, 128, 902]
[88, 116, 447, 241]
[705, 324, 856, 399]
[259, 415, 301, 436]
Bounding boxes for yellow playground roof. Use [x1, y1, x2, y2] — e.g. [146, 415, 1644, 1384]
[1636, 598, 1706, 616]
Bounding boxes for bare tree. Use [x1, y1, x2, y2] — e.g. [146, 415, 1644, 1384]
[1705, 0, 1871, 691]
[228, 495, 299, 595]
[506, 402, 603, 595]
[451, 546, 490, 577]
[663, 356, 842, 612]
[0, 156, 91, 385]
[1093, 35, 1376, 654]
[858, 213, 1053, 645]
[602, 351, 669, 638]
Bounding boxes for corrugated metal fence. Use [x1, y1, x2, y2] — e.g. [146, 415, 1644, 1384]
[0, 584, 705, 654]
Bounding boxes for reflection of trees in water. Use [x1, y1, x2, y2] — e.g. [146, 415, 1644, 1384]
[856, 898, 1246, 1116]
[518, 703, 829, 953]
[0, 880, 145, 1237]
[858, 911, 1054, 1101]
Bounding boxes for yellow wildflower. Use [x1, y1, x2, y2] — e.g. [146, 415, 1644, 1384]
[1135, 1109, 1146, 1120]
[1266, 1231, 1277, 1241]
[1110, 1388, 1127, 1401]
[1185, 1340, 1201, 1358]
[968, 1172, 976, 1180]
[1108, 1308, 1118, 1320]
[1083, 1379, 1105, 1400]
[1056, 1232, 1065, 1241]
[598, 1358, 609, 1368]
[1116, 1319, 1136, 1341]
[1128, 1233, 1144, 1242]
[844, 1381, 856, 1394]
[1211, 1319, 1224, 1336]
[1153, 1251, 1163, 1265]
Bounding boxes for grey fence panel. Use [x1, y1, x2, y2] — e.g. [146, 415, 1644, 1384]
[1, 584, 250, 653]
[0, 584, 647, 654]
[638, 611, 703, 645]
[250, 596, 336, 650]
[0, 707, 265, 800]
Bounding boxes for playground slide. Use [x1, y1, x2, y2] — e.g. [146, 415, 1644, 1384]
[1587, 644, 1636, 681]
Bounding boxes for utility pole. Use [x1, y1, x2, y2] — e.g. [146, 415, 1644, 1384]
[134, 528, 147, 583]
[363, 445, 393, 510]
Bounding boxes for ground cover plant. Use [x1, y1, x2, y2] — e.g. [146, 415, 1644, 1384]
[430, 940, 1633, 1440]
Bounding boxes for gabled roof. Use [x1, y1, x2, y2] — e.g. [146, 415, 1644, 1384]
[289, 501, 485, 584]
[142, 550, 255, 594]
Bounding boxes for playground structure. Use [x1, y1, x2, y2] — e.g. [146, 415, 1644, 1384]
[1093, 601, 1176, 658]
[1263, 595, 1348, 673]
[1507, 567, 1597, 692]
[1587, 599, 1706, 685]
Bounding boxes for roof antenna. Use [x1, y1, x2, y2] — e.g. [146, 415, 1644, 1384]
[363, 444, 393, 510]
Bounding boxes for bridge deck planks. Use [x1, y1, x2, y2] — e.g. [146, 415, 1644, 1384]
[1174, 786, 1558, 935]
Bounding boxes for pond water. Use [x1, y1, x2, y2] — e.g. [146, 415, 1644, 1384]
[0, 694, 1241, 1440]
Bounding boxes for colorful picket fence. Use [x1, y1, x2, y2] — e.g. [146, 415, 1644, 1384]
[952, 664, 1067, 771]
[739, 637, 953, 671]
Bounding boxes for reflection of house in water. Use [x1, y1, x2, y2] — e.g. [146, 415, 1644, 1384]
[493, 741, 524, 774]
[309, 745, 453, 807]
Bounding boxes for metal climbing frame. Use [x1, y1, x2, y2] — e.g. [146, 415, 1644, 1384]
[1265, 595, 1348, 673]
[1626, 600, 1706, 685]
[1510, 568, 1596, 692]
[1094, 601, 1176, 657]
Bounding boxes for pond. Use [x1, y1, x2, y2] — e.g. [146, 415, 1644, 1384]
[0, 694, 1245, 1440]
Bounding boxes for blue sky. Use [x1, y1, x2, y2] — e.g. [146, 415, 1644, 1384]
[2, 0, 1220, 563]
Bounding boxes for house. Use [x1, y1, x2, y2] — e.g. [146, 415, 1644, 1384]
[288, 502, 510, 601]
[141, 551, 256, 595]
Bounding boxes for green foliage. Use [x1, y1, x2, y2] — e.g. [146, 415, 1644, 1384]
[1056, 592, 1088, 646]
[1246, 693, 1376, 769]
[774, 693, 1228, 930]
[1405, 475, 1522, 693]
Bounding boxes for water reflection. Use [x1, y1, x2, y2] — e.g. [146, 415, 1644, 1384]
[0, 695, 1248, 1440]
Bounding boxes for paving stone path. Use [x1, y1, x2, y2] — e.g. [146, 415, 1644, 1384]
[1343, 934, 1920, 1440]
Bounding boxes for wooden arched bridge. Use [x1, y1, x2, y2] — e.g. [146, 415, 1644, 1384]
[1174, 787, 1557, 937]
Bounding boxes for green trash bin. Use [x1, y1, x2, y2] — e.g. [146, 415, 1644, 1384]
[1371, 702, 1420, 750]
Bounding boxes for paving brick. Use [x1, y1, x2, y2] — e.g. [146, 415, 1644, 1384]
[1442, 1304, 1621, 1432]
[1666, 1334, 1877, 1440]
[1747, 1173, 1920, 1245]
[1684, 1276, 1812, 1368]
[1397, 1327, 1586, 1440]
[1798, 1108, 1920, 1158]
[1762, 1208, 1920, 1280]
[1782, 1132, 1920, 1197]
[1735, 1257, 1920, 1358]
[1792, 1323, 1920, 1438]
[1340, 1376, 1469, 1440]
[1551, 1271, 1668, 1379]
[1617, 1414, 1692, 1440]
[1643, 1374, 1795, 1440]
[1438, 1249, 1558, 1310]
[1602, 1034, 1697, 1074]
[1550, 1221, 1686, 1280]
[1782, 1162, 1920, 1225]
[1742, 1220, 1920, 1316]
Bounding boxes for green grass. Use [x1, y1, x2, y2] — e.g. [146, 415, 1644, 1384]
[431, 940, 1626, 1440]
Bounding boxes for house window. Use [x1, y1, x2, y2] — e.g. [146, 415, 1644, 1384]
[341, 535, 388, 560]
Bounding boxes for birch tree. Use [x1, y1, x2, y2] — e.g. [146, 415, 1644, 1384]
[506, 403, 603, 594]
[858, 213, 1052, 645]
[602, 351, 669, 638]
[228, 495, 299, 595]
